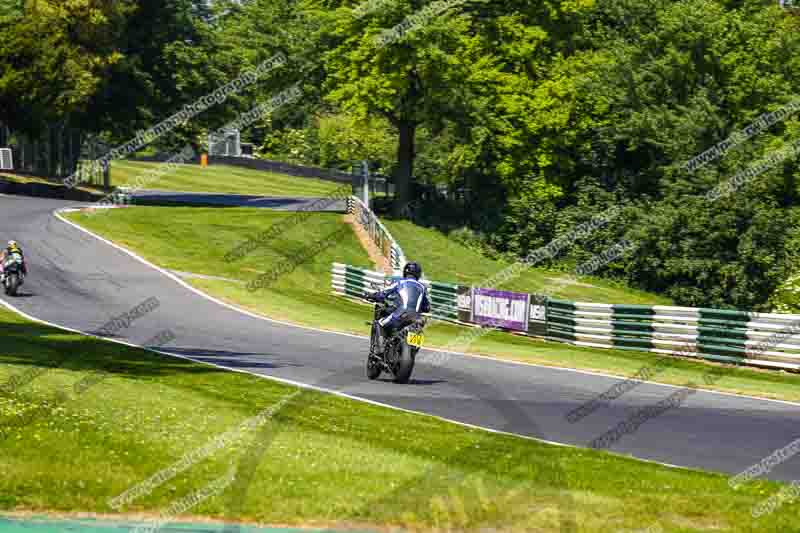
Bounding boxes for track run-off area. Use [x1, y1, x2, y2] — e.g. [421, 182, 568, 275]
[2, 193, 800, 487]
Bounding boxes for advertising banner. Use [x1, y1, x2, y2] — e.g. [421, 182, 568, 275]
[471, 288, 530, 332]
[457, 285, 472, 323]
[528, 294, 548, 336]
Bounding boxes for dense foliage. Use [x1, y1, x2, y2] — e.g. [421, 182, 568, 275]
[2, 0, 800, 309]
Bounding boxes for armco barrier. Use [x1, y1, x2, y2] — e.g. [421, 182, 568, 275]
[331, 263, 386, 299]
[331, 263, 462, 323]
[333, 263, 800, 371]
[428, 280, 460, 321]
[546, 300, 800, 371]
[346, 196, 406, 274]
[332, 263, 800, 372]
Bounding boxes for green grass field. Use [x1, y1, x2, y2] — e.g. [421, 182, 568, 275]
[109, 160, 343, 198]
[64, 207, 800, 404]
[382, 219, 672, 305]
[1, 305, 799, 532]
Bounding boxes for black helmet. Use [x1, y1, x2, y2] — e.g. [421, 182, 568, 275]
[403, 262, 422, 280]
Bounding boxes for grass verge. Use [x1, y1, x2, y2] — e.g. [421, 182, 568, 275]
[1, 306, 799, 532]
[63, 207, 800, 403]
[110, 161, 343, 198]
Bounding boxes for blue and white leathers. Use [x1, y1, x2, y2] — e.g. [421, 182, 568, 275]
[372, 278, 431, 330]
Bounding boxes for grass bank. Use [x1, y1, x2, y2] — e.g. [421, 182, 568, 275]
[63, 207, 800, 403]
[382, 219, 671, 305]
[110, 161, 342, 198]
[1, 306, 798, 532]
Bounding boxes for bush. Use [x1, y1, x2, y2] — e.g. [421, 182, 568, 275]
[769, 274, 800, 314]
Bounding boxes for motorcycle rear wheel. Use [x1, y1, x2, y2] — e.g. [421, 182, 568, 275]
[393, 341, 415, 384]
[366, 322, 382, 380]
[5, 273, 19, 296]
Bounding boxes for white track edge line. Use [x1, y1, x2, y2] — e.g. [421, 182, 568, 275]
[52, 206, 800, 411]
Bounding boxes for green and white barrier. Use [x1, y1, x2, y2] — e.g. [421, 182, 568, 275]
[547, 300, 800, 371]
[331, 264, 800, 372]
[331, 263, 386, 299]
[427, 280, 460, 321]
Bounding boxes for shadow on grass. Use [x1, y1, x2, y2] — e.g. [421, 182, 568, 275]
[0, 317, 231, 379]
[131, 195, 345, 211]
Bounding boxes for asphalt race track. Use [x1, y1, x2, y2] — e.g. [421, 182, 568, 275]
[2, 193, 800, 482]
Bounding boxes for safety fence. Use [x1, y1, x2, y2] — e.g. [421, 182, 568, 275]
[346, 196, 406, 275]
[547, 300, 800, 371]
[427, 280, 460, 321]
[331, 263, 800, 372]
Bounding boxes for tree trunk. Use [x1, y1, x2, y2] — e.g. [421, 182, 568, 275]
[393, 120, 416, 217]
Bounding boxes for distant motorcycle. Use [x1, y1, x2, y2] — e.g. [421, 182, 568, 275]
[364, 295, 426, 384]
[2, 252, 24, 296]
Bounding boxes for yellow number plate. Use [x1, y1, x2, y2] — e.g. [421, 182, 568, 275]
[406, 332, 424, 347]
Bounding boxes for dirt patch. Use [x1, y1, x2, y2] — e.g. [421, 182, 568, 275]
[545, 276, 599, 289]
[168, 270, 244, 284]
[344, 214, 392, 275]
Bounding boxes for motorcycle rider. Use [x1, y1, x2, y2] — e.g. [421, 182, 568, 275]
[366, 262, 430, 354]
[0, 240, 27, 282]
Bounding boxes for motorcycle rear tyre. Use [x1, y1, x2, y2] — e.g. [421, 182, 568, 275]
[393, 341, 415, 384]
[366, 323, 382, 380]
[5, 273, 19, 296]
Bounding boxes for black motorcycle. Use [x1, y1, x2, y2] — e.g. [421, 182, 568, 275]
[364, 297, 426, 384]
[2, 252, 24, 296]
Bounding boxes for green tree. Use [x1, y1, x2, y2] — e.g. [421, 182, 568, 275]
[0, 0, 129, 133]
[81, 0, 227, 149]
[303, 0, 482, 215]
[316, 112, 396, 173]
